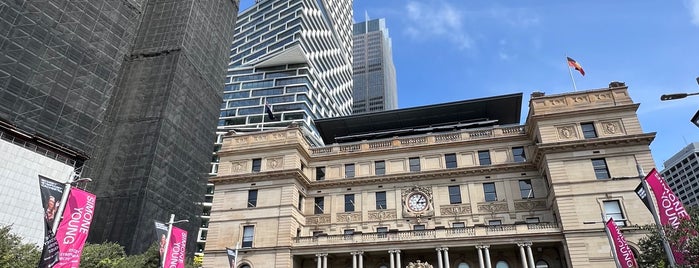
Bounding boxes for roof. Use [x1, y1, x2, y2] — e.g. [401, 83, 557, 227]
[315, 93, 523, 144]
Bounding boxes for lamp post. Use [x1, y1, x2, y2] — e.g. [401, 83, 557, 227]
[162, 214, 189, 268]
[51, 175, 92, 233]
[660, 76, 699, 128]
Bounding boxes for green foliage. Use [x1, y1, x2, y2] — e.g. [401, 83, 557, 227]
[637, 206, 699, 268]
[0, 225, 41, 268]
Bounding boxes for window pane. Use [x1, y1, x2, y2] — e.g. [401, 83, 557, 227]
[316, 167, 325, 181]
[581, 122, 597, 139]
[512, 147, 526, 162]
[413, 225, 425, 230]
[345, 194, 355, 212]
[526, 217, 540, 224]
[489, 220, 502, 226]
[478, 150, 491, 166]
[453, 222, 465, 228]
[484, 183, 497, 202]
[592, 159, 610, 179]
[248, 190, 258, 207]
[345, 164, 355, 178]
[448, 185, 462, 204]
[242, 226, 254, 247]
[519, 180, 533, 199]
[409, 157, 421, 172]
[604, 200, 625, 226]
[314, 197, 324, 214]
[376, 191, 387, 209]
[375, 161, 385, 175]
[495, 261, 509, 268]
[252, 158, 261, 172]
[445, 153, 457, 169]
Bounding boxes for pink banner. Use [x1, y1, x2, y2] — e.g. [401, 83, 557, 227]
[606, 218, 638, 268]
[644, 168, 691, 264]
[54, 187, 96, 268]
[164, 226, 187, 268]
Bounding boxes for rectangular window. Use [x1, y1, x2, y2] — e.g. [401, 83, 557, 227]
[604, 200, 626, 226]
[519, 180, 534, 199]
[478, 150, 491, 166]
[314, 197, 324, 214]
[445, 153, 457, 169]
[312, 231, 324, 237]
[592, 158, 611, 179]
[581, 122, 597, 139]
[452, 222, 465, 228]
[345, 164, 355, 178]
[377, 227, 388, 238]
[344, 229, 354, 237]
[483, 183, 497, 202]
[242, 225, 254, 248]
[525, 217, 540, 224]
[512, 147, 526, 162]
[409, 157, 421, 172]
[247, 190, 258, 207]
[344, 194, 355, 212]
[316, 167, 325, 181]
[375, 160, 385, 175]
[252, 158, 261, 172]
[488, 220, 502, 226]
[448, 185, 462, 204]
[413, 224, 425, 230]
[375, 191, 387, 209]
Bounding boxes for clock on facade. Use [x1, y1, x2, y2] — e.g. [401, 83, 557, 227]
[407, 192, 428, 212]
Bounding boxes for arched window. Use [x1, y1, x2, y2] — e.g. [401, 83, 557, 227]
[458, 263, 471, 268]
[379, 265, 388, 268]
[239, 265, 251, 268]
[535, 260, 549, 268]
[495, 261, 509, 268]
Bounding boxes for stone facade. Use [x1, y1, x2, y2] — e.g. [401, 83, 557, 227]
[204, 84, 656, 268]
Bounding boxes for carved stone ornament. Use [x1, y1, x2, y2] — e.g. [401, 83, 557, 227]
[234, 137, 249, 144]
[440, 204, 472, 216]
[570, 95, 589, 103]
[557, 126, 577, 140]
[368, 210, 396, 221]
[407, 260, 434, 268]
[231, 161, 246, 173]
[595, 93, 612, 100]
[307, 215, 330, 225]
[267, 157, 283, 169]
[514, 200, 546, 211]
[601, 121, 622, 135]
[547, 98, 565, 106]
[478, 202, 508, 213]
[336, 212, 362, 223]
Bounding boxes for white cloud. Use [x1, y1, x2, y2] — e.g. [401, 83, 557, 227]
[687, 0, 699, 26]
[403, 1, 473, 49]
[498, 52, 510, 60]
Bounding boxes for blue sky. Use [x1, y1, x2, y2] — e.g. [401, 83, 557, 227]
[240, 0, 699, 169]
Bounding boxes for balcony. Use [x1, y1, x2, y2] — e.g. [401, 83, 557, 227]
[294, 222, 559, 246]
[309, 125, 525, 156]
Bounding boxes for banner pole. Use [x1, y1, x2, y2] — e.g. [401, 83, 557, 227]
[636, 164, 677, 267]
[602, 215, 622, 268]
[162, 214, 175, 268]
[52, 173, 75, 233]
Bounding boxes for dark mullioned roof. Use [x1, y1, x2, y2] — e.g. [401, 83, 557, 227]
[315, 93, 523, 145]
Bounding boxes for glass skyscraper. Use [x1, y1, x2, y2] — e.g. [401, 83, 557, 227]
[352, 18, 397, 113]
[219, 0, 354, 145]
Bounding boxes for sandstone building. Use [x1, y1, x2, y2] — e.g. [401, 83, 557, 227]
[204, 83, 655, 268]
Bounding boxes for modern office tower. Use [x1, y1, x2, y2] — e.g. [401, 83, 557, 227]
[0, 0, 142, 244]
[219, 0, 354, 145]
[84, 0, 240, 255]
[661, 142, 699, 207]
[352, 18, 397, 113]
[203, 83, 656, 268]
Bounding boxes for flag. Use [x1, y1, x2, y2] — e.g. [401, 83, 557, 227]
[634, 182, 652, 212]
[226, 246, 238, 268]
[606, 218, 639, 268]
[54, 187, 96, 268]
[567, 57, 585, 76]
[644, 168, 691, 265]
[264, 102, 275, 120]
[38, 175, 64, 268]
[163, 226, 187, 268]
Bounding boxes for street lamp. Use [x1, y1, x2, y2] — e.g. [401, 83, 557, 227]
[51, 176, 93, 233]
[660, 76, 699, 101]
[162, 214, 189, 268]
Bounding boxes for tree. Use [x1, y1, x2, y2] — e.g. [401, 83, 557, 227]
[0, 225, 41, 268]
[637, 206, 699, 268]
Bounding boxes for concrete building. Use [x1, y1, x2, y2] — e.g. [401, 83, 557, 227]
[661, 142, 699, 207]
[218, 0, 354, 145]
[352, 18, 397, 114]
[203, 83, 656, 268]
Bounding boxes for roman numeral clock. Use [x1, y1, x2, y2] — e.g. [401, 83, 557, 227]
[402, 186, 434, 218]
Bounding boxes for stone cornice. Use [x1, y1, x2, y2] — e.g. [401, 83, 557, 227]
[531, 133, 656, 168]
[525, 103, 640, 136]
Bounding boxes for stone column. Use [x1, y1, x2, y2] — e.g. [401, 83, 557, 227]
[323, 253, 328, 268]
[483, 245, 492, 268]
[396, 249, 402, 268]
[525, 242, 535, 268]
[352, 252, 358, 268]
[389, 250, 395, 268]
[359, 251, 364, 268]
[316, 253, 323, 268]
[476, 246, 484, 268]
[517, 243, 528, 268]
[436, 248, 444, 268]
[443, 247, 451, 268]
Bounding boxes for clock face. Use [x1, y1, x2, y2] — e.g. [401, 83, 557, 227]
[407, 193, 428, 212]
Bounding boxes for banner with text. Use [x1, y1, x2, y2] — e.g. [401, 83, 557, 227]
[154, 221, 168, 262]
[164, 226, 187, 268]
[606, 218, 638, 268]
[38, 175, 64, 268]
[54, 187, 96, 268]
[644, 168, 691, 265]
[226, 247, 237, 268]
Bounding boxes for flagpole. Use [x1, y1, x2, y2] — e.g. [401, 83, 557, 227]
[234, 242, 239, 268]
[602, 215, 622, 268]
[566, 54, 578, 92]
[261, 99, 266, 132]
[636, 164, 677, 268]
